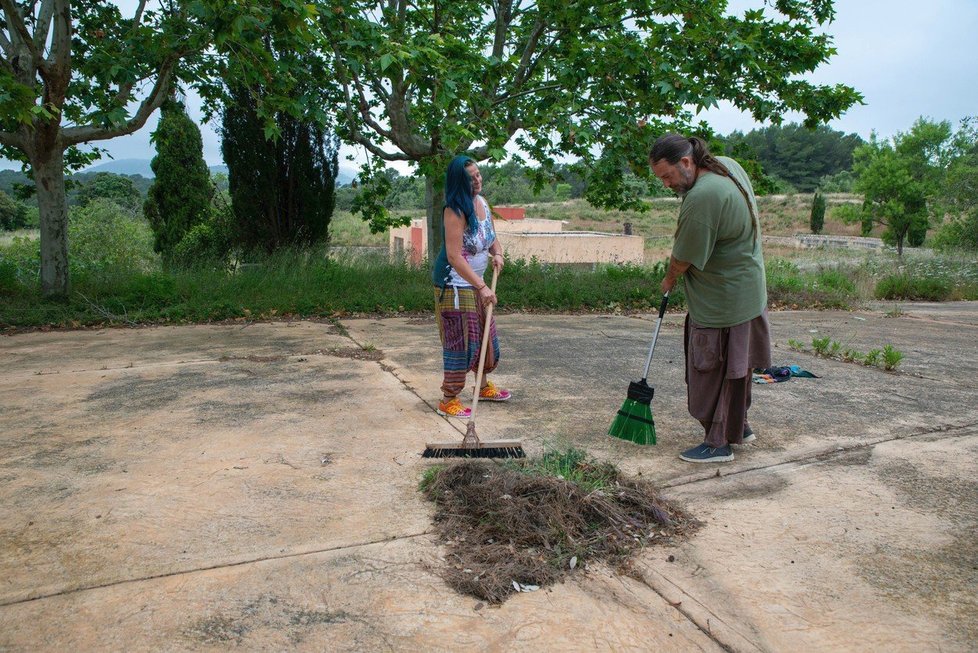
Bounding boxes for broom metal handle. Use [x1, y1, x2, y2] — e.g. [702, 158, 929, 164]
[468, 265, 500, 426]
[641, 292, 669, 380]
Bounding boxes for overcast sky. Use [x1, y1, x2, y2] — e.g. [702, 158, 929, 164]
[2, 0, 976, 173]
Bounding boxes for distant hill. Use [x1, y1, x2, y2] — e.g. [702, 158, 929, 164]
[84, 158, 155, 177]
[82, 158, 356, 185]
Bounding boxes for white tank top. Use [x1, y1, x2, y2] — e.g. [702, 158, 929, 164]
[447, 196, 496, 287]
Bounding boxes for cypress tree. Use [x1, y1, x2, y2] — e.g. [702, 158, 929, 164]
[145, 100, 213, 262]
[221, 84, 337, 254]
[809, 190, 826, 234]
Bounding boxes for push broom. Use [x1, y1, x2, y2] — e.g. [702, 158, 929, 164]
[609, 292, 669, 445]
[423, 266, 525, 459]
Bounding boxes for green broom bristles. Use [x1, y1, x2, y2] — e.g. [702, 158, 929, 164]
[608, 380, 657, 445]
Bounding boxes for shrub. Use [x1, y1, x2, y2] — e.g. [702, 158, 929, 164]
[809, 191, 825, 234]
[874, 273, 952, 301]
[931, 210, 978, 252]
[0, 258, 18, 294]
[171, 198, 234, 270]
[69, 199, 158, 275]
[0, 234, 40, 284]
[0, 190, 29, 230]
[815, 269, 856, 293]
[818, 170, 856, 193]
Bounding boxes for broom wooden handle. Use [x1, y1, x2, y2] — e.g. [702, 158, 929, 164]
[468, 265, 499, 424]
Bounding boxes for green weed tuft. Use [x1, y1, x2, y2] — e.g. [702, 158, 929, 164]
[512, 448, 619, 493]
[882, 344, 904, 371]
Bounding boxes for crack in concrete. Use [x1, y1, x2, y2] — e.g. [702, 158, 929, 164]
[339, 325, 468, 438]
[0, 532, 434, 609]
[633, 569, 746, 653]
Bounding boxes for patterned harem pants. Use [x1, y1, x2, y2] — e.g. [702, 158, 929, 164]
[434, 285, 500, 398]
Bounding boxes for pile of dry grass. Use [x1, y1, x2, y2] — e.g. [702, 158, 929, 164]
[421, 451, 698, 603]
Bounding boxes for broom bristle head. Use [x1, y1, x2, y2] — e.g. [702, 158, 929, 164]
[608, 397, 657, 445]
[421, 445, 526, 459]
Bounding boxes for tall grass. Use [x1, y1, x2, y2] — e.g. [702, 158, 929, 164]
[3, 196, 977, 330]
[0, 248, 674, 329]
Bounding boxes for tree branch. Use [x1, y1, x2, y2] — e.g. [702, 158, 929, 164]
[511, 20, 546, 87]
[0, 30, 13, 59]
[131, 0, 147, 30]
[387, 81, 431, 158]
[369, 77, 390, 102]
[61, 57, 175, 146]
[468, 118, 522, 161]
[491, 0, 512, 59]
[348, 129, 412, 161]
[33, 0, 55, 55]
[0, 129, 25, 149]
[334, 69, 410, 162]
[346, 72, 394, 141]
[494, 82, 562, 106]
[48, 0, 70, 73]
[0, 0, 48, 75]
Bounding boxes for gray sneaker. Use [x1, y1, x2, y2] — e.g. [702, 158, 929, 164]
[741, 427, 756, 443]
[679, 443, 734, 463]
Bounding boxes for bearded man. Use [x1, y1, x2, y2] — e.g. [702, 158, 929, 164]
[650, 134, 772, 463]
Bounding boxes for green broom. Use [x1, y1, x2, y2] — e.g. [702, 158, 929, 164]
[609, 292, 669, 445]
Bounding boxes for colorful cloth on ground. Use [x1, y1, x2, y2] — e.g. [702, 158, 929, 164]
[751, 365, 820, 384]
[684, 310, 771, 447]
[434, 285, 500, 398]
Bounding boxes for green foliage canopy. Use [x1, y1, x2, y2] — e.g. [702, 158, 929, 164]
[723, 123, 863, 192]
[76, 172, 142, 214]
[851, 134, 928, 255]
[932, 118, 978, 251]
[0, 0, 324, 296]
[850, 117, 978, 254]
[322, 0, 862, 255]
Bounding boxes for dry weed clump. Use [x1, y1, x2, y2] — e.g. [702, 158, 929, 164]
[420, 452, 699, 604]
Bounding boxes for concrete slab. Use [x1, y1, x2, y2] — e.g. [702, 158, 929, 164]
[0, 321, 718, 651]
[638, 429, 978, 652]
[2, 304, 976, 651]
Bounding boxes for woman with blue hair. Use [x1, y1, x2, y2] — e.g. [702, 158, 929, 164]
[431, 155, 512, 418]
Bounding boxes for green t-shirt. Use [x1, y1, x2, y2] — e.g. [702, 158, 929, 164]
[671, 156, 767, 328]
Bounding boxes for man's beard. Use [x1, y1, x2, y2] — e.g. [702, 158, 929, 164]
[674, 166, 696, 195]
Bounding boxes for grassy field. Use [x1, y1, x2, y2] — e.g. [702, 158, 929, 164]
[2, 194, 976, 330]
[330, 193, 873, 261]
